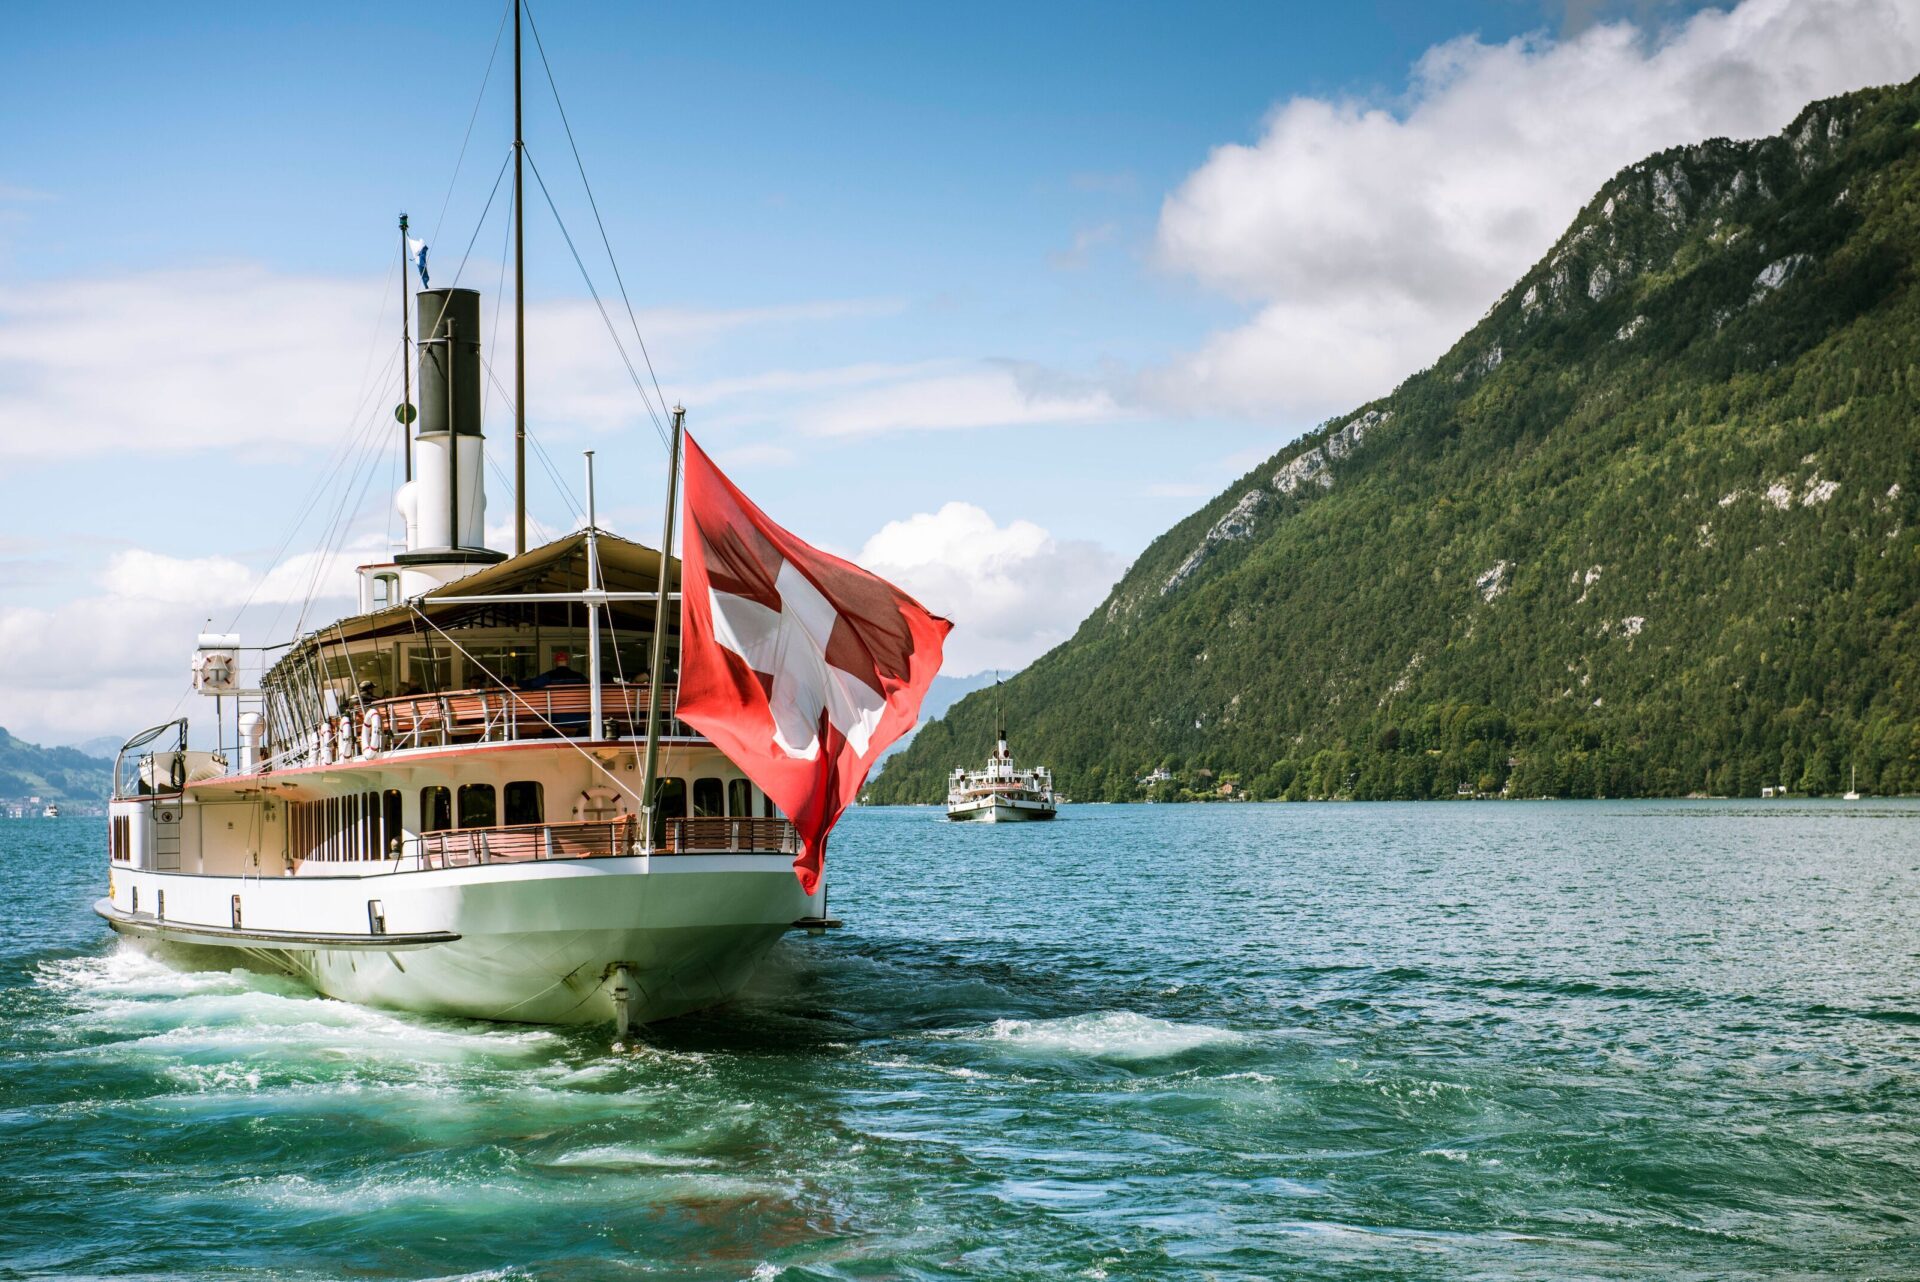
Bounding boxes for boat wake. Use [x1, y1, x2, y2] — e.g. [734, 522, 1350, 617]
[954, 1009, 1245, 1060]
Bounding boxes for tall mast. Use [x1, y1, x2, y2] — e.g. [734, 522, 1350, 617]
[399, 212, 413, 482]
[512, 0, 528, 556]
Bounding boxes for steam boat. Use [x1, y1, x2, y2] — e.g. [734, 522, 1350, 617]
[94, 10, 830, 1033]
[946, 724, 1057, 822]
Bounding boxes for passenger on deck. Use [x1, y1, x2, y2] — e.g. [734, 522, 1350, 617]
[523, 652, 588, 689]
[357, 679, 382, 706]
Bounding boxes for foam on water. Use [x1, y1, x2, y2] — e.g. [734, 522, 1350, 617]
[958, 1010, 1245, 1060]
[543, 1143, 722, 1169]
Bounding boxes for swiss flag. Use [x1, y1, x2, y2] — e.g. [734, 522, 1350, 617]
[675, 434, 952, 892]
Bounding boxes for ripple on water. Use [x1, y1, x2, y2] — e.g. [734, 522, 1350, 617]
[7, 802, 1920, 1280]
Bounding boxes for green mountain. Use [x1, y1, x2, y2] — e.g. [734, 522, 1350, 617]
[0, 727, 114, 805]
[874, 79, 1920, 804]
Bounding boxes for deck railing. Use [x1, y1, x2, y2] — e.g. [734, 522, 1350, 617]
[409, 814, 797, 870]
[264, 684, 703, 769]
[373, 684, 694, 751]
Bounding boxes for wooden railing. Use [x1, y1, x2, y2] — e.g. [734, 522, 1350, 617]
[410, 814, 797, 870]
[667, 817, 800, 854]
[368, 684, 697, 752]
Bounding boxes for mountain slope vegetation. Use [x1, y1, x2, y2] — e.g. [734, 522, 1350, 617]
[0, 728, 113, 804]
[873, 79, 1920, 803]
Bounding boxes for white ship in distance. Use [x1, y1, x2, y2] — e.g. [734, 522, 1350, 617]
[947, 689, 1057, 822]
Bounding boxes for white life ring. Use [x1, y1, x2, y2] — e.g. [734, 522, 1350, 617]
[573, 786, 631, 823]
[336, 714, 355, 760]
[362, 709, 383, 754]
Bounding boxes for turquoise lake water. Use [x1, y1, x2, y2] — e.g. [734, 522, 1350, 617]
[3, 802, 1918, 1280]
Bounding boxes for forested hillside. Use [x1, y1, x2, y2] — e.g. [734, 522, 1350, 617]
[0, 728, 113, 805]
[873, 79, 1920, 803]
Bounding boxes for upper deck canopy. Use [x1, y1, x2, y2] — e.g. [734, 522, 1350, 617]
[276, 528, 680, 663]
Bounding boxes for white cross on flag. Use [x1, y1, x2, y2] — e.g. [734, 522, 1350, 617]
[675, 434, 951, 892]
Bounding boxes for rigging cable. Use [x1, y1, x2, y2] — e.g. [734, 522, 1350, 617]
[287, 149, 517, 639]
[524, 145, 670, 449]
[428, 0, 514, 249]
[523, 0, 674, 446]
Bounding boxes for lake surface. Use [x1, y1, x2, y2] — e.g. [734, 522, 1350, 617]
[3, 801, 1918, 1280]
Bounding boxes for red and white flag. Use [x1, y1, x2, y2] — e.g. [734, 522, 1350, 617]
[674, 434, 951, 892]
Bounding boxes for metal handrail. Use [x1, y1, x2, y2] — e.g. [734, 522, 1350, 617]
[261, 682, 703, 770]
[407, 813, 797, 870]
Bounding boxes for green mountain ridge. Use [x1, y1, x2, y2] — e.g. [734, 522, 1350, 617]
[873, 78, 1920, 804]
[0, 727, 114, 805]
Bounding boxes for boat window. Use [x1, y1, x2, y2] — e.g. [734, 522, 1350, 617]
[727, 779, 751, 817]
[469, 646, 536, 684]
[420, 786, 452, 832]
[372, 572, 398, 609]
[408, 649, 457, 693]
[652, 777, 686, 846]
[362, 791, 380, 858]
[458, 784, 497, 829]
[323, 649, 395, 700]
[505, 781, 543, 825]
[614, 639, 651, 682]
[383, 790, 403, 855]
[693, 777, 723, 818]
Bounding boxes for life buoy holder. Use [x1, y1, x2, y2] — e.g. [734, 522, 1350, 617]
[573, 786, 632, 823]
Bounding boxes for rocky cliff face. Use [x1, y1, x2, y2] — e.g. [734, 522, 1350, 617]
[873, 79, 1920, 804]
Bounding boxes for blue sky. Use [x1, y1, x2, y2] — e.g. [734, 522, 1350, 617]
[3, 0, 1913, 745]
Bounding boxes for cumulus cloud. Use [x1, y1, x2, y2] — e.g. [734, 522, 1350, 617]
[1150, 0, 1920, 419]
[856, 503, 1125, 673]
[0, 542, 374, 744]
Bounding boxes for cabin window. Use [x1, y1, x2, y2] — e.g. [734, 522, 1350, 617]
[469, 646, 536, 684]
[420, 786, 452, 833]
[408, 649, 457, 693]
[504, 781, 543, 826]
[652, 777, 687, 846]
[323, 650, 394, 699]
[383, 790, 403, 855]
[692, 777, 724, 819]
[458, 783, 497, 829]
[110, 814, 132, 862]
[727, 779, 751, 818]
[372, 573, 398, 609]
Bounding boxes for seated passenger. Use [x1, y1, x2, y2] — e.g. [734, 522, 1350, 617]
[523, 653, 588, 689]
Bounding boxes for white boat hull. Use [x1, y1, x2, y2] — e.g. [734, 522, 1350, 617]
[100, 855, 818, 1026]
[946, 797, 1055, 822]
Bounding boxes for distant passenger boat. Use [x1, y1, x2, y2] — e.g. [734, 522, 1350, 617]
[42, 803, 60, 819]
[947, 710, 1056, 823]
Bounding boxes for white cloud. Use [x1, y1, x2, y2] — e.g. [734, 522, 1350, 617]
[1049, 221, 1120, 270]
[796, 361, 1127, 437]
[0, 540, 375, 744]
[0, 262, 904, 459]
[857, 502, 1124, 673]
[1151, 0, 1920, 419]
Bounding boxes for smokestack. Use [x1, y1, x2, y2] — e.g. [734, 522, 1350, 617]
[395, 287, 505, 579]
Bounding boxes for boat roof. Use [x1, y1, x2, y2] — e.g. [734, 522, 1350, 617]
[279, 528, 679, 657]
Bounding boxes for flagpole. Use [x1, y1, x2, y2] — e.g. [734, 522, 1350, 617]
[639, 406, 685, 853]
[399, 213, 412, 483]
[583, 450, 605, 745]
[512, 0, 528, 557]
